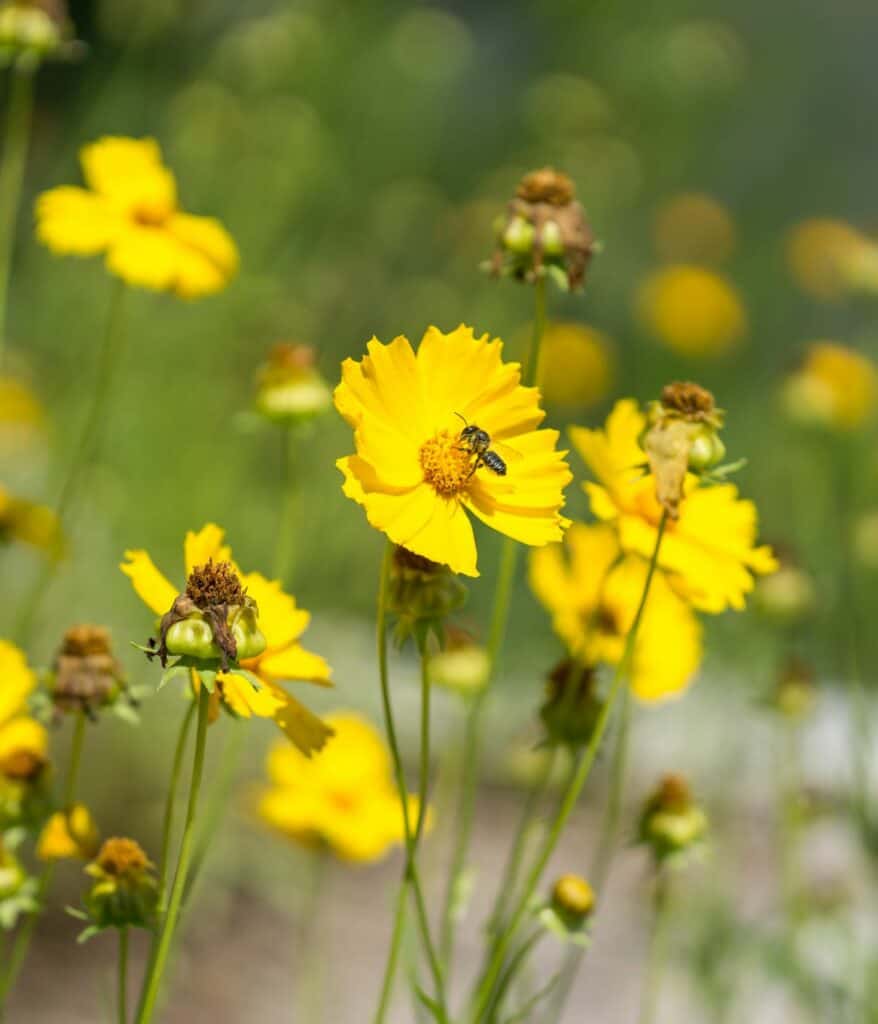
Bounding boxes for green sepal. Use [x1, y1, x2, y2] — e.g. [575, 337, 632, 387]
[702, 458, 748, 483]
[199, 669, 217, 694]
[537, 905, 592, 948]
[157, 664, 191, 692]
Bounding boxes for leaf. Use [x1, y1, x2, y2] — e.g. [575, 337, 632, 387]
[449, 866, 475, 923]
[76, 925, 103, 944]
[157, 664, 190, 692]
[199, 669, 217, 694]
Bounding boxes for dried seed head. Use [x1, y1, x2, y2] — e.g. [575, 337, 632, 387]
[60, 624, 112, 658]
[653, 772, 693, 813]
[185, 560, 244, 608]
[516, 167, 576, 207]
[660, 381, 717, 421]
[95, 837, 150, 880]
[53, 624, 124, 714]
[0, 747, 46, 782]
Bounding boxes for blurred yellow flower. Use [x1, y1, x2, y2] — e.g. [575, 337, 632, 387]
[0, 641, 48, 774]
[37, 803, 99, 861]
[636, 264, 746, 357]
[530, 523, 702, 700]
[537, 322, 614, 409]
[782, 342, 877, 432]
[785, 218, 869, 301]
[335, 325, 571, 577]
[0, 484, 62, 556]
[36, 136, 238, 298]
[258, 712, 423, 863]
[120, 524, 332, 755]
[0, 376, 45, 451]
[570, 400, 777, 612]
[653, 193, 736, 264]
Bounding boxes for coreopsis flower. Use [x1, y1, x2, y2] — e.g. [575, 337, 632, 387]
[530, 523, 702, 701]
[121, 524, 332, 755]
[636, 264, 746, 357]
[638, 773, 708, 866]
[0, 641, 49, 828]
[537, 322, 614, 409]
[489, 167, 596, 291]
[37, 802, 99, 861]
[0, 0, 80, 66]
[652, 193, 736, 265]
[255, 342, 332, 423]
[785, 218, 871, 301]
[74, 837, 158, 936]
[570, 399, 777, 612]
[782, 343, 877, 432]
[258, 712, 423, 864]
[335, 325, 572, 577]
[36, 136, 238, 297]
[0, 484, 62, 557]
[50, 625, 126, 717]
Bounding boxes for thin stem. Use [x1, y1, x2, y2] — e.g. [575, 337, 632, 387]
[415, 635, 432, 844]
[273, 424, 299, 585]
[374, 883, 408, 1024]
[156, 700, 196, 914]
[471, 511, 669, 1021]
[0, 710, 87, 1001]
[0, 64, 35, 368]
[439, 276, 549, 977]
[778, 721, 805, 925]
[372, 545, 447, 1022]
[135, 684, 211, 1024]
[14, 280, 128, 647]
[484, 929, 542, 1023]
[118, 927, 129, 1024]
[638, 872, 672, 1024]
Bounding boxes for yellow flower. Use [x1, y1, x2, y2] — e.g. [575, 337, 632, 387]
[0, 641, 48, 774]
[636, 264, 746, 357]
[120, 524, 332, 755]
[0, 376, 45, 451]
[652, 193, 736, 265]
[0, 485, 62, 556]
[785, 218, 870, 301]
[782, 342, 877, 432]
[530, 523, 702, 700]
[537, 322, 614, 409]
[570, 400, 777, 612]
[36, 136, 238, 298]
[258, 712, 423, 864]
[37, 803, 99, 861]
[334, 325, 571, 576]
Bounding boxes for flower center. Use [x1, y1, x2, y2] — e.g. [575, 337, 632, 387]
[419, 430, 474, 497]
[132, 203, 170, 228]
[96, 837, 149, 878]
[185, 559, 244, 608]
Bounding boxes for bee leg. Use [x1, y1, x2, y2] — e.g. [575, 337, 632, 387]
[466, 455, 485, 480]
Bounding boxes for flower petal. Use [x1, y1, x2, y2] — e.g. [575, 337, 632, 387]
[120, 550, 178, 616]
[257, 643, 332, 686]
[35, 187, 126, 256]
[237, 572, 309, 651]
[0, 641, 36, 730]
[165, 212, 239, 296]
[80, 136, 176, 216]
[184, 524, 232, 577]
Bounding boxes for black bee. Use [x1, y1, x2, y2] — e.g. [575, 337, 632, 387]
[455, 413, 509, 478]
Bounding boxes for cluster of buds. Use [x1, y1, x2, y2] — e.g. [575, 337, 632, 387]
[427, 625, 490, 698]
[773, 656, 817, 721]
[254, 342, 332, 424]
[638, 773, 708, 866]
[152, 560, 266, 671]
[0, 0, 80, 67]
[753, 546, 816, 624]
[51, 625, 126, 718]
[0, 833, 38, 929]
[540, 658, 605, 747]
[539, 873, 596, 946]
[387, 546, 467, 649]
[489, 168, 596, 292]
[72, 837, 158, 939]
[641, 382, 728, 518]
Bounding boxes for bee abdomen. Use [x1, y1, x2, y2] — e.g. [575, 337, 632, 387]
[483, 451, 507, 475]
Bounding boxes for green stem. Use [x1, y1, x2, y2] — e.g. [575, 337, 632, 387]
[639, 872, 672, 1024]
[0, 710, 87, 1001]
[273, 424, 299, 585]
[484, 929, 542, 1024]
[14, 280, 128, 647]
[522, 276, 547, 387]
[471, 511, 669, 1021]
[779, 721, 805, 925]
[415, 635, 432, 844]
[157, 701, 196, 914]
[374, 882, 408, 1024]
[118, 927, 129, 1024]
[135, 684, 210, 1024]
[372, 545, 447, 1022]
[0, 64, 35, 368]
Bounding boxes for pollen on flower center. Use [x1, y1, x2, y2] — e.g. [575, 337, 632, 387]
[419, 430, 474, 497]
[132, 204, 170, 228]
[96, 837, 149, 878]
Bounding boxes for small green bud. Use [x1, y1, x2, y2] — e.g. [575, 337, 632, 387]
[551, 874, 595, 927]
[638, 773, 708, 865]
[541, 219, 564, 255]
[688, 427, 726, 471]
[502, 215, 535, 254]
[164, 611, 266, 662]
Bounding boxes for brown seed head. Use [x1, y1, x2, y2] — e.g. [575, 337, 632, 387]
[185, 560, 244, 608]
[654, 773, 693, 813]
[660, 381, 716, 420]
[60, 624, 112, 658]
[95, 837, 150, 879]
[53, 624, 123, 713]
[516, 168, 576, 207]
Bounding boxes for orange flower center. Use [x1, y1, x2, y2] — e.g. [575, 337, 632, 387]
[419, 430, 473, 497]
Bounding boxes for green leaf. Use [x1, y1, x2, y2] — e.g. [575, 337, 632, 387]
[199, 669, 217, 694]
[157, 665, 190, 692]
[76, 924, 103, 944]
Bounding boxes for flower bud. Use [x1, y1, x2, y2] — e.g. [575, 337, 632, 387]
[82, 837, 158, 932]
[638, 773, 708, 865]
[540, 658, 605, 747]
[0, 840, 26, 900]
[551, 873, 595, 927]
[255, 343, 332, 424]
[387, 547, 467, 648]
[753, 549, 816, 624]
[687, 427, 726, 471]
[774, 656, 816, 720]
[428, 626, 490, 697]
[502, 215, 535, 254]
[52, 625, 126, 715]
[0, 0, 79, 66]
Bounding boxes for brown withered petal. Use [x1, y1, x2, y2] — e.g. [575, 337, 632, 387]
[660, 381, 716, 420]
[643, 418, 693, 520]
[53, 625, 123, 713]
[516, 167, 576, 207]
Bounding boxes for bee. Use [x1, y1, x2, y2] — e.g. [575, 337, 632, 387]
[455, 413, 512, 478]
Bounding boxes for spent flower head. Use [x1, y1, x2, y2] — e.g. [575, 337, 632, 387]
[255, 343, 332, 424]
[387, 546, 467, 649]
[36, 136, 238, 297]
[50, 624, 127, 718]
[540, 657, 606, 748]
[73, 837, 158, 938]
[638, 773, 708, 866]
[488, 167, 596, 291]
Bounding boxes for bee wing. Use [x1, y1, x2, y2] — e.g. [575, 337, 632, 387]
[491, 440, 524, 463]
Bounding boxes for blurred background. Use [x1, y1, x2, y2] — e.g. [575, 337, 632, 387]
[2, 0, 878, 1020]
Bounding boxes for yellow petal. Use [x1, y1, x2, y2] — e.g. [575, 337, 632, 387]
[164, 212, 239, 297]
[256, 643, 332, 686]
[238, 572, 309, 650]
[184, 523, 232, 576]
[80, 136, 177, 217]
[35, 187, 126, 255]
[228, 678, 332, 756]
[0, 641, 36, 727]
[0, 716, 48, 760]
[120, 549, 178, 616]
